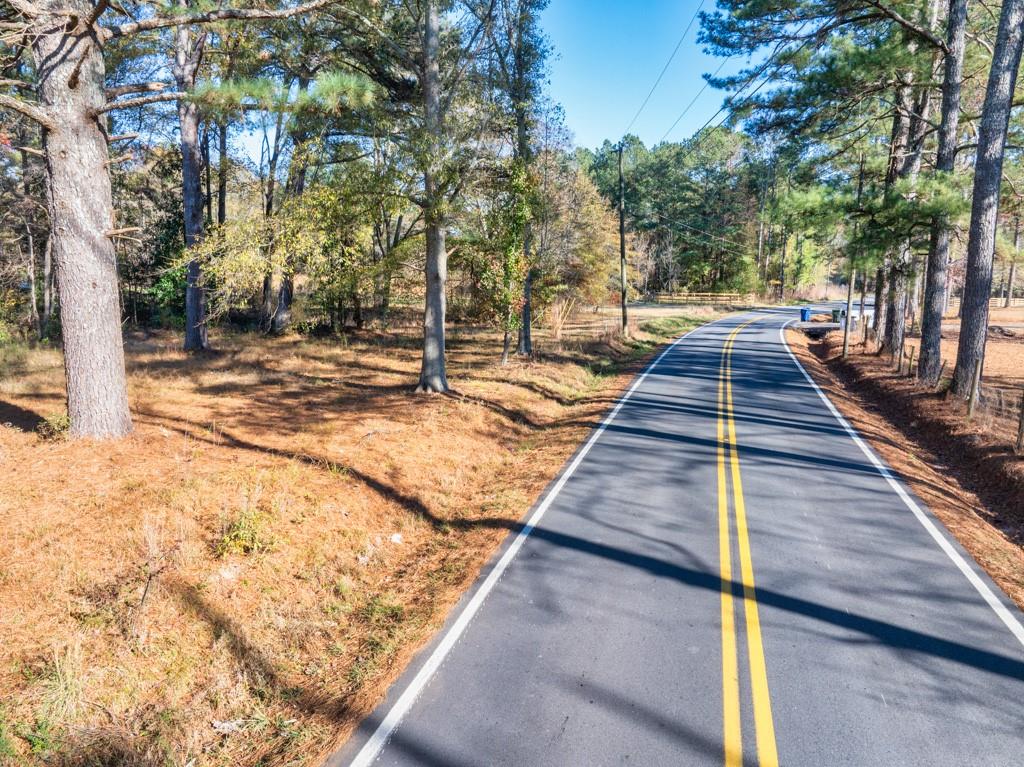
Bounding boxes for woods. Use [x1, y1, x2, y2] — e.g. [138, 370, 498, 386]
[2, 0, 1024, 429]
[0, 0, 629, 438]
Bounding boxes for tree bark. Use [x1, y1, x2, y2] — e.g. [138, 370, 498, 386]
[32, 6, 132, 437]
[217, 121, 228, 225]
[919, 0, 968, 384]
[24, 232, 38, 331]
[174, 17, 209, 351]
[416, 0, 449, 393]
[873, 266, 887, 340]
[517, 267, 534, 355]
[951, 0, 1024, 396]
[40, 236, 53, 340]
[1006, 217, 1020, 307]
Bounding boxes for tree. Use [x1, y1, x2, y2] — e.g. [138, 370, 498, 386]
[951, 0, 1024, 396]
[918, 0, 969, 384]
[0, 0, 333, 437]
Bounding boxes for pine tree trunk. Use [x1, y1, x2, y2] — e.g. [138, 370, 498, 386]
[920, 0, 968, 384]
[416, 0, 449, 393]
[1006, 218, 1019, 307]
[217, 121, 228, 225]
[25, 232, 38, 331]
[174, 21, 209, 351]
[40, 236, 53, 340]
[517, 267, 533, 355]
[873, 266, 887, 339]
[418, 220, 449, 392]
[33, 9, 132, 437]
[951, 0, 1024, 397]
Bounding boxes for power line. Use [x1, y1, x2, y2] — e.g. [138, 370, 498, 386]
[658, 56, 730, 143]
[622, 0, 706, 137]
[661, 22, 815, 163]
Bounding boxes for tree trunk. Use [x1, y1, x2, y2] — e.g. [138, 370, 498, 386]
[25, 233, 39, 331]
[174, 19, 209, 351]
[33, 10, 132, 437]
[919, 0, 968, 384]
[517, 267, 533, 356]
[873, 266, 886, 339]
[501, 328, 512, 366]
[271, 276, 293, 334]
[416, 0, 449, 393]
[40, 236, 53, 340]
[1006, 217, 1019, 307]
[217, 121, 228, 225]
[951, 0, 1024, 397]
[418, 220, 449, 392]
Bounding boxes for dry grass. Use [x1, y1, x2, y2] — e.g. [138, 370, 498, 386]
[0, 307, 724, 767]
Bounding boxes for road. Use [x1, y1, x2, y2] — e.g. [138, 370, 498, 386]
[332, 308, 1024, 767]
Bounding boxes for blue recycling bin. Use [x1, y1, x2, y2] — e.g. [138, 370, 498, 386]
[800, 307, 812, 322]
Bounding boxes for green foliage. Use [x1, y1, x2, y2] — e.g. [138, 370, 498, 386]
[216, 502, 271, 557]
[36, 412, 70, 442]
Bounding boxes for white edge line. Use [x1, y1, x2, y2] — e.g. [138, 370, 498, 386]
[778, 321, 1024, 649]
[346, 315, 736, 767]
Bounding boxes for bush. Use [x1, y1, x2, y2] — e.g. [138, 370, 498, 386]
[36, 412, 70, 441]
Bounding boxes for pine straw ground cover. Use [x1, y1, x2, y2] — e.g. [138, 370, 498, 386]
[786, 329, 1024, 611]
[0, 308, 723, 767]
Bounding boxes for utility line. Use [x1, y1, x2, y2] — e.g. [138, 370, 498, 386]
[622, 0, 706, 136]
[661, 19, 814, 150]
[658, 56, 730, 143]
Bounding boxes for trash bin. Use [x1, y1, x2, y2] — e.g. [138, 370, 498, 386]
[831, 309, 842, 323]
[800, 307, 812, 322]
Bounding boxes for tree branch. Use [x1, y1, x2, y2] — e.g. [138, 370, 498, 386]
[861, 0, 949, 54]
[105, 0, 335, 38]
[96, 91, 185, 113]
[104, 81, 171, 98]
[0, 78, 34, 90]
[0, 93, 54, 129]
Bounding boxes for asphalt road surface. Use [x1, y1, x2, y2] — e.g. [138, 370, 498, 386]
[332, 308, 1024, 767]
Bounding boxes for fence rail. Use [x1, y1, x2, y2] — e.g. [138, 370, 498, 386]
[946, 296, 1024, 309]
[654, 292, 747, 305]
[888, 341, 1024, 455]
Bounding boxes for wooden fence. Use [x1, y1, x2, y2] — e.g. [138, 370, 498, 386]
[890, 343, 1024, 454]
[946, 296, 1024, 310]
[654, 292, 747, 305]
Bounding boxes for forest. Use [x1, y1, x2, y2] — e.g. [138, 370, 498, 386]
[4, 0, 1022, 440]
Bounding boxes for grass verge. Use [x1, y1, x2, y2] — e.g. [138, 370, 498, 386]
[0, 309, 722, 767]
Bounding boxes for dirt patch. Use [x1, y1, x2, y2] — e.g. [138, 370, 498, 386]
[786, 329, 1024, 612]
[902, 330, 1024, 393]
[0, 310, 723, 767]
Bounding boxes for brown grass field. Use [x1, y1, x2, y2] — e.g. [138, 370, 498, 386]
[0, 307, 724, 766]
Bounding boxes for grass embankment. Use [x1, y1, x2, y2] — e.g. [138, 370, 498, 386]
[0, 307, 722, 767]
[786, 328, 1024, 612]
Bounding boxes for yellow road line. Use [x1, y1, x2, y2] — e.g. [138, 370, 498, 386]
[717, 338, 742, 767]
[717, 318, 778, 767]
[725, 321, 780, 767]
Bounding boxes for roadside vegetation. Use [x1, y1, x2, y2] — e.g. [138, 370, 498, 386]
[0, 308, 723, 766]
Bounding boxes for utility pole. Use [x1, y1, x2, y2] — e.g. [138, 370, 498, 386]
[618, 141, 629, 336]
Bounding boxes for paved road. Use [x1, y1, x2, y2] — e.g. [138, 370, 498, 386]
[332, 308, 1024, 767]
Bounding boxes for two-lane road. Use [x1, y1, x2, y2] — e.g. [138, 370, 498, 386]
[332, 309, 1024, 767]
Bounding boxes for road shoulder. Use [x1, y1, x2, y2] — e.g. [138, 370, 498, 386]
[785, 328, 1024, 612]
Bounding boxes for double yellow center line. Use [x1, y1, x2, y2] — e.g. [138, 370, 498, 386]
[717, 319, 778, 767]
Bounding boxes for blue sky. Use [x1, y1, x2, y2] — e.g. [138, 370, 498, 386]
[540, 0, 749, 151]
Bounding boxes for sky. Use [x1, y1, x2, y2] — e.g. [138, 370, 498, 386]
[540, 0, 750, 151]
